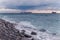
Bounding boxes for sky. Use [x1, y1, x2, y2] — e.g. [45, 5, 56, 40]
[0, 0, 60, 13]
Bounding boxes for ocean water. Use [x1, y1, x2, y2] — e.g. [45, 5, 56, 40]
[0, 13, 60, 40]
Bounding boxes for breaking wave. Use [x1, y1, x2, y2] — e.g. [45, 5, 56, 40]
[1, 16, 60, 40]
[15, 21, 60, 40]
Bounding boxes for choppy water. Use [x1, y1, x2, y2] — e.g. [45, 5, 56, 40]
[0, 13, 60, 40]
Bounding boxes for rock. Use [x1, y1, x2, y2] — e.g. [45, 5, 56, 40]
[31, 31, 37, 35]
[52, 33, 56, 35]
[0, 19, 22, 40]
[39, 29, 46, 32]
[21, 30, 26, 35]
[20, 30, 32, 38]
[31, 38, 34, 40]
[24, 34, 32, 38]
[0, 19, 38, 40]
[21, 37, 31, 40]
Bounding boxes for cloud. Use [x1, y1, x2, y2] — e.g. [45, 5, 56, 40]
[0, 0, 60, 10]
[0, 8, 22, 13]
[0, 8, 60, 13]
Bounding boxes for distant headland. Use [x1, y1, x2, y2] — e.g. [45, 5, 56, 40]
[20, 11, 57, 14]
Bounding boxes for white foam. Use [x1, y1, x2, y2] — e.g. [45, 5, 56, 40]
[15, 21, 60, 40]
[15, 21, 37, 35]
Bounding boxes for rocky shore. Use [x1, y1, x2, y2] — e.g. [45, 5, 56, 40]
[0, 19, 60, 40]
[0, 19, 34, 40]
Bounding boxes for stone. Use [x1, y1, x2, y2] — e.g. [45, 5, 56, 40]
[24, 34, 32, 38]
[31, 38, 34, 40]
[21, 30, 26, 35]
[31, 31, 37, 35]
[0, 19, 22, 40]
[52, 33, 56, 35]
[0, 19, 36, 40]
[39, 29, 46, 32]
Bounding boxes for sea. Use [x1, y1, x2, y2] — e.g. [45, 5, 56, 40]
[0, 13, 60, 40]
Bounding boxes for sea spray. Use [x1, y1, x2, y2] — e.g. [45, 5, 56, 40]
[15, 21, 60, 40]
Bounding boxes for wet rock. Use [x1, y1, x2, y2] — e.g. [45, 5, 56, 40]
[31, 31, 37, 35]
[52, 33, 56, 35]
[31, 38, 34, 40]
[21, 30, 25, 34]
[39, 29, 46, 32]
[20, 30, 32, 38]
[24, 34, 32, 38]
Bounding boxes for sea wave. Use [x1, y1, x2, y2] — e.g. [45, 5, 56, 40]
[1, 16, 60, 40]
[15, 21, 60, 40]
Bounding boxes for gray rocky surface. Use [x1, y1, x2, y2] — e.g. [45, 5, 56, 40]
[0, 19, 32, 40]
